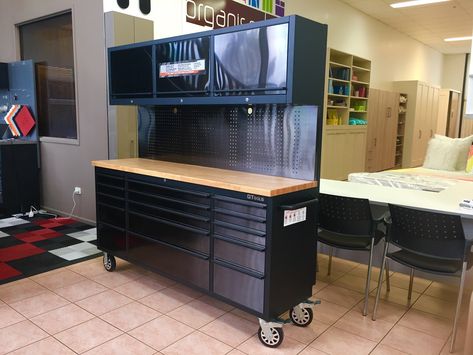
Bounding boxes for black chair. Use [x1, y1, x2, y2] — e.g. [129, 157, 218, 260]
[317, 193, 390, 316]
[372, 204, 473, 353]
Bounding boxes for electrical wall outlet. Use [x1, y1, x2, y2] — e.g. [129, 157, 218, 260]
[74, 187, 82, 195]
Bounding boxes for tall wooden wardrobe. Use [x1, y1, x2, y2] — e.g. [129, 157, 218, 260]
[393, 81, 440, 168]
[365, 89, 399, 172]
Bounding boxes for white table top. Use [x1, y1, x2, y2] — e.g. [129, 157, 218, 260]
[319, 178, 473, 219]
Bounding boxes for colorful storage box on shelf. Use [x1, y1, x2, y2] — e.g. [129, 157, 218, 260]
[327, 110, 343, 125]
[3, 105, 35, 137]
[349, 118, 367, 125]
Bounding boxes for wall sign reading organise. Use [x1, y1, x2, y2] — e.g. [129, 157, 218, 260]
[186, 0, 283, 29]
[283, 207, 307, 227]
[159, 59, 206, 78]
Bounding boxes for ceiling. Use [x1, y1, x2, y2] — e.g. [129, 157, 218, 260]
[339, 0, 473, 54]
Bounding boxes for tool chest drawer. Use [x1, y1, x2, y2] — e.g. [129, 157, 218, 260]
[213, 261, 264, 313]
[128, 211, 210, 254]
[128, 232, 209, 290]
[213, 237, 265, 274]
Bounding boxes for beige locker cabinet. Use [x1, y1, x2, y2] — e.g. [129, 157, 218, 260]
[321, 126, 367, 180]
[393, 81, 440, 168]
[437, 89, 462, 137]
[105, 12, 154, 159]
[365, 89, 399, 172]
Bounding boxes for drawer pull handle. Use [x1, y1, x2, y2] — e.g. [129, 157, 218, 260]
[98, 202, 125, 212]
[128, 189, 210, 210]
[214, 258, 264, 279]
[127, 178, 210, 197]
[96, 182, 125, 191]
[129, 211, 210, 236]
[129, 200, 210, 222]
[214, 207, 266, 223]
[214, 195, 267, 208]
[214, 234, 266, 252]
[214, 220, 266, 237]
[130, 231, 209, 260]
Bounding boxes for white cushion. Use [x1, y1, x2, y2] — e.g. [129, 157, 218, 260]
[435, 134, 473, 170]
[423, 137, 460, 171]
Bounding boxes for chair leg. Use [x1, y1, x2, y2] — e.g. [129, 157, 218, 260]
[408, 268, 414, 301]
[372, 241, 389, 321]
[450, 261, 467, 353]
[385, 260, 391, 292]
[327, 247, 333, 276]
[363, 239, 375, 316]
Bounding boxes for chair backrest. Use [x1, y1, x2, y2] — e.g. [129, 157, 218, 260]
[318, 193, 373, 236]
[388, 204, 466, 260]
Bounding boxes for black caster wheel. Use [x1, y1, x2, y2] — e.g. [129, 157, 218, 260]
[103, 253, 116, 272]
[290, 307, 313, 327]
[258, 326, 284, 348]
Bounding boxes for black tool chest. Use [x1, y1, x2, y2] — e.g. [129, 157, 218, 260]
[95, 166, 316, 321]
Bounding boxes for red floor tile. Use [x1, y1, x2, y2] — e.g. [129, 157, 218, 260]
[0, 243, 45, 262]
[15, 229, 63, 243]
[0, 262, 22, 280]
[33, 218, 75, 229]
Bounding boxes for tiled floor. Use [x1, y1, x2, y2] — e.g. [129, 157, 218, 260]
[0, 253, 470, 354]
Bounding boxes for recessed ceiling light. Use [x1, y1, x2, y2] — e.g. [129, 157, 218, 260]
[444, 36, 473, 42]
[390, 0, 450, 8]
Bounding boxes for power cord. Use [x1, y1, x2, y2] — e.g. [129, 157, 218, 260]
[69, 190, 77, 218]
[21, 187, 80, 220]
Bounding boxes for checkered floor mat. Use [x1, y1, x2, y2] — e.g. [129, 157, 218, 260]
[0, 215, 100, 285]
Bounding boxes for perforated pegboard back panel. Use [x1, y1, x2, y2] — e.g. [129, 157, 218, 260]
[138, 104, 318, 181]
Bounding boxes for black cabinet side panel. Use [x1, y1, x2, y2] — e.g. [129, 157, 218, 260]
[1, 144, 39, 214]
[265, 189, 317, 319]
[291, 17, 327, 107]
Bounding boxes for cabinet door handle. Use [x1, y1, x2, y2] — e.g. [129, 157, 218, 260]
[374, 138, 377, 147]
[280, 198, 318, 210]
[430, 129, 433, 137]
[418, 130, 422, 139]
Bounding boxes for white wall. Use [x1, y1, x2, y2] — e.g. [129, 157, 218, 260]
[442, 54, 467, 92]
[286, 0, 444, 91]
[103, 0, 205, 39]
[0, 0, 109, 222]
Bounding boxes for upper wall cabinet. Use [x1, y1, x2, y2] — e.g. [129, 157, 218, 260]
[108, 15, 327, 106]
[156, 36, 211, 96]
[110, 45, 153, 99]
[213, 24, 288, 96]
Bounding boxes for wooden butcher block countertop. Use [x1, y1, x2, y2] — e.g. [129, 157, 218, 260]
[92, 158, 317, 197]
